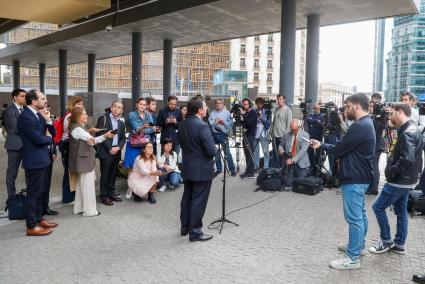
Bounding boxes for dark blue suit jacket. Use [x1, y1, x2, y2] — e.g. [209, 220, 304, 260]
[178, 115, 217, 181]
[17, 107, 56, 170]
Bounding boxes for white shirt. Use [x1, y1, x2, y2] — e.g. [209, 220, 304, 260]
[14, 102, 23, 113]
[71, 126, 106, 145]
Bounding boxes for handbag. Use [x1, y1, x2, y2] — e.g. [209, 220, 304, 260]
[130, 132, 150, 147]
[1, 189, 27, 220]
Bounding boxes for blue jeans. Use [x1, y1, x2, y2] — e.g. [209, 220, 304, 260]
[341, 183, 369, 261]
[372, 183, 410, 247]
[255, 137, 269, 169]
[160, 172, 181, 187]
[213, 133, 236, 173]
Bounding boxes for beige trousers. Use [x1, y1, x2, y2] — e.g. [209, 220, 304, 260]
[73, 170, 98, 217]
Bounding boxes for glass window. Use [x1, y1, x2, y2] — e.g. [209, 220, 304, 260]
[240, 44, 246, 54]
[267, 86, 272, 94]
[268, 46, 273, 55]
[254, 72, 259, 81]
[267, 73, 272, 82]
[254, 45, 260, 55]
[254, 59, 259, 68]
[240, 58, 246, 67]
[267, 60, 273, 68]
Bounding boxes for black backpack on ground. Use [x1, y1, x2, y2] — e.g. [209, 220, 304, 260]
[293, 177, 323, 195]
[2, 190, 27, 220]
[407, 190, 425, 217]
[256, 168, 283, 192]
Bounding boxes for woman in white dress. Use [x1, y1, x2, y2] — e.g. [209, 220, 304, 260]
[127, 142, 162, 204]
[68, 107, 114, 216]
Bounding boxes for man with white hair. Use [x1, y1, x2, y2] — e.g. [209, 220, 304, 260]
[278, 119, 310, 187]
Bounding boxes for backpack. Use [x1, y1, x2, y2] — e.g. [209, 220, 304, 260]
[53, 112, 68, 145]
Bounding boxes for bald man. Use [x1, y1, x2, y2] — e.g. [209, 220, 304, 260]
[278, 120, 310, 187]
[306, 104, 325, 175]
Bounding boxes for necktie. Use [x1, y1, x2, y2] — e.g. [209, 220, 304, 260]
[291, 134, 297, 157]
[18, 107, 22, 114]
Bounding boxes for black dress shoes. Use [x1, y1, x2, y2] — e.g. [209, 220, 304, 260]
[189, 233, 213, 242]
[181, 227, 189, 236]
[43, 208, 59, 216]
[148, 192, 157, 204]
[413, 274, 425, 284]
[110, 194, 123, 202]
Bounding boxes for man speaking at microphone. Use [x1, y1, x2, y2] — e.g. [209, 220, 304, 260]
[209, 98, 236, 177]
[179, 96, 218, 242]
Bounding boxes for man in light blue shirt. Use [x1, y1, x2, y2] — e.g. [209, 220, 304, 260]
[208, 98, 236, 177]
[254, 97, 271, 170]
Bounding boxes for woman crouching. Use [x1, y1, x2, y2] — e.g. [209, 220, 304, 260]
[127, 142, 161, 204]
[69, 106, 115, 216]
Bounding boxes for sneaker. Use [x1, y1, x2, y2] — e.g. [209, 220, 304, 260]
[125, 189, 133, 199]
[369, 241, 392, 254]
[390, 244, 406, 255]
[329, 256, 360, 270]
[337, 244, 367, 256]
[158, 185, 166, 192]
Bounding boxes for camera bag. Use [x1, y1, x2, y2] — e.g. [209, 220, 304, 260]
[408, 190, 425, 217]
[293, 177, 323, 195]
[256, 168, 283, 192]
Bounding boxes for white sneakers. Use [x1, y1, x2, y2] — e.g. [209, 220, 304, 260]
[158, 185, 166, 192]
[125, 189, 133, 199]
[329, 256, 360, 270]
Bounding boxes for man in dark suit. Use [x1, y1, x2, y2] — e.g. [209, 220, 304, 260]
[96, 101, 126, 206]
[17, 90, 58, 236]
[4, 89, 26, 210]
[178, 96, 217, 242]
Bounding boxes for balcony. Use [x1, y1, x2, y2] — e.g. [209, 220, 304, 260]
[267, 52, 274, 58]
[253, 65, 260, 71]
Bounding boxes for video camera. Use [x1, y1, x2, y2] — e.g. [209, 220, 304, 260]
[373, 102, 391, 119]
[263, 98, 273, 120]
[230, 101, 243, 126]
[320, 102, 341, 131]
[417, 102, 425, 115]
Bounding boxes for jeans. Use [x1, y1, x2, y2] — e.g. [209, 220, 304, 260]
[372, 183, 410, 247]
[160, 172, 181, 188]
[325, 134, 338, 176]
[243, 135, 256, 175]
[367, 151, 383, 193]
[271, 137, 282, 168]
[255, 137, 270, 169]
[213, 133, 236, 173]
[341, 183, 369, 261]
[285, 164, 308, 186]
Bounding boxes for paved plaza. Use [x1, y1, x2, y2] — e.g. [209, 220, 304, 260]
[1, 134, 425, 284]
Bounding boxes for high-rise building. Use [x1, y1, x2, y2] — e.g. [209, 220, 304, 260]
[386, 0, 425, 102]
[373, 19, 385, 92]
[0, 22, 230, 97]
[229, 31, 306, 101]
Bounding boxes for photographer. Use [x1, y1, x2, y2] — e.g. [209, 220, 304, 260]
[270, 94, 292, 168]
[366, 93, 386, 195]
[240, 98, 257, 179]
[254, 97, 271, 170]
[369, 103, 423, 256]
[306, 104, 324, 174]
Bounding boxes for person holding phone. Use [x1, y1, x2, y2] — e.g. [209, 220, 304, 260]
[96, 101, 126, 206]
[278, 119, 310, 187]
[156, 95, 182, 154]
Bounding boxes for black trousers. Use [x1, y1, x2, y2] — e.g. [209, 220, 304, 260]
[99, 153, 120, 198]
[368, 151, 383, 193]
[25, 167, 48, 229]
[41, 163, 53, 213]
[180, 180, 212, 237]
[6, 150, 22, 200]
[243, 135, 256, 175]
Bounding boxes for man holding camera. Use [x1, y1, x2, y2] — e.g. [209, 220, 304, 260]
[254, 97, 271, 170]
[209, 98, 236, 177]
[310, 93, 375, 270]
[306, 104, 324, 175]
[240, 98, 257, 179]
[369, 103, 422, 256]
[270, 94, 292, 168]
[157, 95, 182, 154]
[366, 93, 386, 195]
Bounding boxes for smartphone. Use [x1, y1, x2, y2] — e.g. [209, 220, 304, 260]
[301, 136, 311, 143]
[110, 129, 118, 135]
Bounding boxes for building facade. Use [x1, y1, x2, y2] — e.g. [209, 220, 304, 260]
[386, 0, 425, 102]
[373, 19, 386, 93]
[319, 81, 356, 107]
[229, 31, 306, 101]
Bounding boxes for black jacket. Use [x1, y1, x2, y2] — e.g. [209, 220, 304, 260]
[321, 115, 375, 185]
[243, 108, 257, 137]
[95, 114, 126, 160]
[372, 115, 386, 152]
[385, 120, 423, 185]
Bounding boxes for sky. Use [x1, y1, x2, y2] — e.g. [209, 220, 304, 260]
[319, 20, 377, 93]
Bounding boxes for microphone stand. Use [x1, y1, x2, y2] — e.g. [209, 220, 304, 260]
[208, 126, 239, 234]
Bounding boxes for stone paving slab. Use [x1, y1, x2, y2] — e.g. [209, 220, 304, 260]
[1, 139, 425, 283]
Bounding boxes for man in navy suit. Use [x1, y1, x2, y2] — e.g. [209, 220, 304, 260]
[178, 96, 217, 242]
[3, 89, 26, 210]
[17, 90, 58, 236]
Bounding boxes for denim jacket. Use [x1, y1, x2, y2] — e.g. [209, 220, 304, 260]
[127, 111, 154, 135]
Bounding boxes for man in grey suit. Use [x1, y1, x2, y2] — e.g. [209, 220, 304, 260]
[4, 89, 26, 204]
[279, 119, 310, 187]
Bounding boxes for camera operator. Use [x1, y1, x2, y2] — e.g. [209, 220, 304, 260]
[254, 97, 271, 170]
[270, 94, 292, 168]
[323, 102, 341, 177]
[369, 103, 422, 256]
[306, 104, 324, 174]
[240, 98, 257, 179]
[365, 93, 386, 195]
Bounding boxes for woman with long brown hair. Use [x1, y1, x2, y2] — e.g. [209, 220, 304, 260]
[68, 106, 114, 216]
[127, 142, 161, 204]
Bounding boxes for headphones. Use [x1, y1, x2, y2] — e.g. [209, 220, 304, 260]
[242, 98, 253, 108]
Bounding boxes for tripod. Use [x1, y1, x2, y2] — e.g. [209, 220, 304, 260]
[230, 123, 258, 173]
[209, 134, 239, 234]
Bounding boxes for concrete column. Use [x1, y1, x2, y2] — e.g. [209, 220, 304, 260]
[163, 39, 173, 102]
[59, 49, 67, 117]
[12, 60, 20, 89]
[279, 0, 296, 108]
[305, 14, 320, 111]
[88, 53, 96, 92]
[39, 63, 46, 94]
[132, 32, 141, 106]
